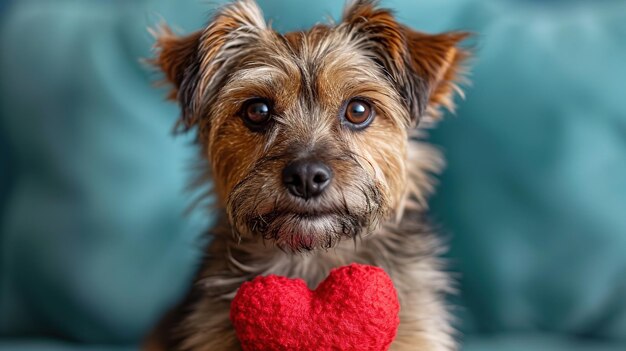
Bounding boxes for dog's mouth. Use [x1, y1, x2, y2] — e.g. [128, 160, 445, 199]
[246, 210, 367, 252]
[228, 170, 387, 252]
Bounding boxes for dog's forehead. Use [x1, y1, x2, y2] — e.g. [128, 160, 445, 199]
[234, 26, 397, 110]
[216, 24, 408, 131]
[226, 25, 373, 83]
[280, 25, 375, 78]
[281, 25, 339, 53]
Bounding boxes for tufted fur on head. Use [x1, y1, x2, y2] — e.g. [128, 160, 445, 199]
[153, 0, 469, 130]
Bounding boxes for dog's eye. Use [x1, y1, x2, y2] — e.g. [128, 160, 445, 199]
[344, 99, 374, 129]
[242, 99, 271, 130]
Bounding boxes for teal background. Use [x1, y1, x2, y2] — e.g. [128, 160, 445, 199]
[1, 0, 626, 350]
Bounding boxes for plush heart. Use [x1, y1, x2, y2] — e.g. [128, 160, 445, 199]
[230, 263, 400, 351]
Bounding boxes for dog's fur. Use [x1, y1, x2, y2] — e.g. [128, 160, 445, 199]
[146, 0, 469, 350]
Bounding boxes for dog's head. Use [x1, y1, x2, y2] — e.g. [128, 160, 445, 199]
[153, 0, 469, 252]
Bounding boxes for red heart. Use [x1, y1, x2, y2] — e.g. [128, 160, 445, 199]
[230, 263, 400, 351]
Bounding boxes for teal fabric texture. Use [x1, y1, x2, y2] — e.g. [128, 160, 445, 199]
[1, 0, 625, 350]
[430, 1, 626, 341]
[0, 0, 215, 344]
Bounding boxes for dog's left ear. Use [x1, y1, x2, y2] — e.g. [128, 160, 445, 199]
[342, 0, 470, 125]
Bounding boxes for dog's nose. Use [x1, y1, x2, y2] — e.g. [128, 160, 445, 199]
[282, 159, 332, 200]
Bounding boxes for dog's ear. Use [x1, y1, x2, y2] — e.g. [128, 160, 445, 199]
[342, 0, 470, 125]
[402, 29, 470, 122]
[152, 0, 267, 131]
[152, 27, 202, 130]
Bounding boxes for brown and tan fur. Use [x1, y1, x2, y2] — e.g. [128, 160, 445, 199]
[146, 0, 470, 350]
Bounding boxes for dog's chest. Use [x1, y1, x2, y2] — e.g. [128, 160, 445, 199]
[260, 240, 384, 288]
[205, 239, 351, 296]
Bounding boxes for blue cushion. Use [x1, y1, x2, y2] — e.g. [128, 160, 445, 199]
[0, 0, 215, 343]
[464, 334, 626, 351]
[0, 340, 133, 351]
[429, 0, 626, 341]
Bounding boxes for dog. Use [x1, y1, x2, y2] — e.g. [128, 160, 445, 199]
[146, 0, 470, 350]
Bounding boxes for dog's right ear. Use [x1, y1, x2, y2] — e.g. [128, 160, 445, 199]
[151, 26, 202, 130]
[152, 0, 267, 131]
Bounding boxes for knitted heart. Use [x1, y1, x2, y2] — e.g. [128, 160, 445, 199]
[230, 263, 400, 351]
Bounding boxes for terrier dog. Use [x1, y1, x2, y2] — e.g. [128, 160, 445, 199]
[147, 0, 469, 350]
